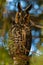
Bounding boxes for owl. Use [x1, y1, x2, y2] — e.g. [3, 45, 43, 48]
[8, 2, 43, 65]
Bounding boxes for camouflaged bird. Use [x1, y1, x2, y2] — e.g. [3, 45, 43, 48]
[8, 2, 43, 65]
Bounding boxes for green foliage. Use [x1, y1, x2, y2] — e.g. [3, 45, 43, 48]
[0, 47, 13, 65]
[30, 46, 43, 65]
[30, 55, 43, 65]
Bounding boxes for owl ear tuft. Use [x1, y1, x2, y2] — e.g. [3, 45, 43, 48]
[24, 4, 32, 13]
[18, 2, 22, 12]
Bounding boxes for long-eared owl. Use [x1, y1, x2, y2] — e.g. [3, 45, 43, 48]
[8, 3, 32, 65]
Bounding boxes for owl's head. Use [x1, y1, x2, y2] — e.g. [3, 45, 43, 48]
[15, 2, 32, 23]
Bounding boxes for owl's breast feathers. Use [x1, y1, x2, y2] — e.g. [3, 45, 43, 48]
[8, 22, 32, 58]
